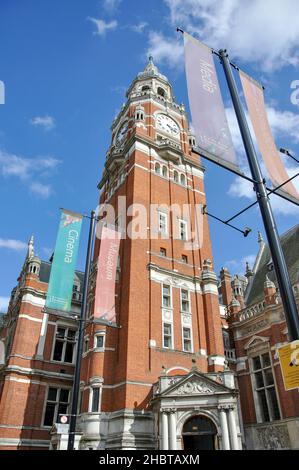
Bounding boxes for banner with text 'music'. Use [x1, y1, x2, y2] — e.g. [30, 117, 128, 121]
[240, 70, 299, 204]
[183, 32, 238, 171]
[46, 209, 83, 312]
[94, 226, 121, 325]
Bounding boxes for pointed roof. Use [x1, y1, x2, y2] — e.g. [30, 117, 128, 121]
[136, 55, 169, 84]
[27, 235, 34, 259]
[246, 224, 299, 306]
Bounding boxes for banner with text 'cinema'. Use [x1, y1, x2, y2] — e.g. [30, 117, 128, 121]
[45, 210, 83, 312]
[94, 226, 121, 324]
[240, 70, 299, 204]
[183, 32, 238, 170]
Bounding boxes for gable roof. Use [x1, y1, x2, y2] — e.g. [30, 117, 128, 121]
[245, 224, 299, 307]
[157, 370, 235, 398]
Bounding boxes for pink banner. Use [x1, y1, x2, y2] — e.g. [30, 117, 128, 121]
[94, 226, 121, 324]
[240, 70, 299, 204]
[183, 32, 238, 170]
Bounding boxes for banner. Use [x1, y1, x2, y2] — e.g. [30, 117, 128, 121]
[94, 226, 121, 324]
[240, 70, 299, 204]
[46, 210, 83, 312]
[183, 32, 238, 170]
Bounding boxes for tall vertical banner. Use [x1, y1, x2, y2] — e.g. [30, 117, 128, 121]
[183, 32, 238, 170]
[46, 210, 83, 312]
[240, 70, 299, 204]
[94, 226, 121, 324]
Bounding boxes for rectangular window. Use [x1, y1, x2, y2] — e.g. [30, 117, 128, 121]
[162, 284, 171, 308]
[158, 212, 168, 236]
[251, 352, 280, 423]
[181, 289, 190, 313]
[43, 387, 70, 427]
[183, 327, 192, 352]
[95, 334, 104, 349]
[182, 255, 188, 264]
[91, 388, 100, 412]
[163, 323, 172, 349]
[53, 327, 76, 363]
[179, 220, 187, 241]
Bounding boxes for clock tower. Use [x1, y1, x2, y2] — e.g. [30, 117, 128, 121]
[78, 58, 241, 450]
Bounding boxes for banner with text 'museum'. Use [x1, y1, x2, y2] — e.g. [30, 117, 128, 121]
[45, 209, 83, 312]
[94, 226, 121, 324]
[183, 32, 238, 170]
[240, 70, 299, 204]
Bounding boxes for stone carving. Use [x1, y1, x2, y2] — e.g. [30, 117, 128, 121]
[172, 380, 215, 395]
[241, 319, 269, 337]
[257, 424, 290, 450]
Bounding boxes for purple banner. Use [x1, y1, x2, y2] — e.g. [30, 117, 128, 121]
[183, 32, 238, 170]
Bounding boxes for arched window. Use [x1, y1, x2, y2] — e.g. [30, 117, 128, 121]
[157, 87, 166, 98]
[162, 166, 168, 178]
[155, 162, 161, 175]
[180, 174, 186, 186]
[173, 171, 179, 183]
[142, 85, 150, 92]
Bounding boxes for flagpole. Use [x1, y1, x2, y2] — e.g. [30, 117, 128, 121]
[67, 210, 96, 450]
[219, 49, 299, 341]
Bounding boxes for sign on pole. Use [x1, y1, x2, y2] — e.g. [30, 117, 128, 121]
[278, 341, 299, 391]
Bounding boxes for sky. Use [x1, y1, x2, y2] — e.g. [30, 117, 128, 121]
[0, 0, 299, 312]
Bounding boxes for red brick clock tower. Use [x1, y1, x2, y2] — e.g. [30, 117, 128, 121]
[78, 58, 241, 451]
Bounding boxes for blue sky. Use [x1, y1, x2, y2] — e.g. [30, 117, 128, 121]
[0, 0, 299, 312]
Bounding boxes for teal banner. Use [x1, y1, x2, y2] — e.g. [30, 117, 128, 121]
[46, 209, 83, 312]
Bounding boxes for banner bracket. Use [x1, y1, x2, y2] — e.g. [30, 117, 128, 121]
[202, 205, 251, 237]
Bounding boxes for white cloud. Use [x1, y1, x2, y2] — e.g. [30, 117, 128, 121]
[88, 17, 118, 36]
[0, 239, 27, 251]
[164, 0, 299, 71]
[146, 31, 184, 69]
[102, 0, 122, 13]
[0, 150, 60, 197]
[0, 151, 60, 180]
[30, 182, 52, 198]
[0, 296, 10, 313]
[225, 254, 257, 274]
[30, 115, 55, 131]
[131, 22, 148, 34]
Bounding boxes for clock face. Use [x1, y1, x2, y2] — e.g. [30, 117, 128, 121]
[116, 121, 128, 146]
[156, 114, 180, 137]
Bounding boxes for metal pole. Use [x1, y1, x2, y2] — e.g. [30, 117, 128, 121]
[67, 210, 96, 450]
[219, 49, 299, 340]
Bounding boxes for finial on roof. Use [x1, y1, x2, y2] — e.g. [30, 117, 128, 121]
[149, 55, 153, 63]
[258, 231, 264, 244]
[245, 261, 254, 278]
[264, 275, 276, 289]
[27, 235, 34, 259]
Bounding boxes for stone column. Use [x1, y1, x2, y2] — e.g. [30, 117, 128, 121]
[161, 411, 169, 450]
[169, 411, 177, 450]
[219, 407, 230, 450]
[228, 407, 239, 450]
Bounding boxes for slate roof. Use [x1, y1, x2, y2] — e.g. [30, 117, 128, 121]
[245, 224, 299, 307]
[39, 261, 85, 291]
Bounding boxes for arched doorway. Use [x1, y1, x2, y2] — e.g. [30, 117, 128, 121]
[182, 415, 217, 450]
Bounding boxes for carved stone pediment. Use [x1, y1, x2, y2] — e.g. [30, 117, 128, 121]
[161, 371, 231, 397]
